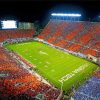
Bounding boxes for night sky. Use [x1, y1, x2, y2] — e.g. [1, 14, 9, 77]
[0, 0, 100, 25]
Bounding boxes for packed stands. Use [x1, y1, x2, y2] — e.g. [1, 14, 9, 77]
[38, 19, 100, 57]
[83, 48, 99, 57]
[0, 29, 35, 42]
[0, 46, 60, 100]
[67, 44, 82, 52]
[0, 19, 100, 99]
[91, 42, 100, 50]
[73, 75, 100, 100]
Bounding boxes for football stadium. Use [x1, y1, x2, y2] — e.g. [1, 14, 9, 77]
[0, 0, 100, 100]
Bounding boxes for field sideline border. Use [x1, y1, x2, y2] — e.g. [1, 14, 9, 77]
[34, 37, 98, 65]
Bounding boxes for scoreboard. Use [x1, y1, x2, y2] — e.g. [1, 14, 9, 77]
[1, 20, 17, 29]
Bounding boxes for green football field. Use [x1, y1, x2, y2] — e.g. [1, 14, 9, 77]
[5, 41, 99, 91]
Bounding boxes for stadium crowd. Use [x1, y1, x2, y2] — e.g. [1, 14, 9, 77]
[0, 29, 35, 42]
[38, 20, 100, 58]
[0, 20, 100, 100]
[73, 75, 100, 100]
[0, 46, 60, 100]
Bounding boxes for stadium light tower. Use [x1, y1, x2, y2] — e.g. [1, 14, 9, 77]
[51, 13, 81, 17]
[51, 13, 81, 21]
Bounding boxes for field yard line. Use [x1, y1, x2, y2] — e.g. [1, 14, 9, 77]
[39, 50, 48, 55]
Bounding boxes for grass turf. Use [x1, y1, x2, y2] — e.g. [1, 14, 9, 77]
[5, 41, 99, 91]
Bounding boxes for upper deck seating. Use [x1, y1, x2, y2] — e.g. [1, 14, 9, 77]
[38, 20, 100, 57]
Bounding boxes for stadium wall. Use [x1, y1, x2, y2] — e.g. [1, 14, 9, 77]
[96, 58, 100, 65]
